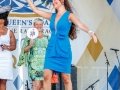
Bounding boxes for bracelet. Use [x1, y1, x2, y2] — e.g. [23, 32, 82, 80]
[7, 46, 10, 50]
[88, 31, 94, 34]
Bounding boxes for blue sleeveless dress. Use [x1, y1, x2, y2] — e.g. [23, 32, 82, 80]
[44, 11, 72, 74]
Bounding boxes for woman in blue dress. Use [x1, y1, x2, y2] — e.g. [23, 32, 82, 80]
[26, 0, 97, 90]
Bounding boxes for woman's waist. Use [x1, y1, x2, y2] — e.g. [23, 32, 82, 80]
[48, 36, 70, 46]
[30, 49, 46, 54]
[31, 47, 46, 50]
[28, 54, 45, 61]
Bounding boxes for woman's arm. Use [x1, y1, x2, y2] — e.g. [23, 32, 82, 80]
[69, 13, 97, 43]
[1, 30, 16, 51]
[69, 13, 90, 33]
[24, 39, 34, 53]
[24, 45, 32, 53]
[26, 0, 52, 20]
[9, 30, 16, 51]
[2, 30, 16, 51]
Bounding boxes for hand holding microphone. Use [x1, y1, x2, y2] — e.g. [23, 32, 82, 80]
[1, 44, 10, 51]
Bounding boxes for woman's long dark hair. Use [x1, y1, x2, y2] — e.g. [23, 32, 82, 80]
[59, 0, 77, 40]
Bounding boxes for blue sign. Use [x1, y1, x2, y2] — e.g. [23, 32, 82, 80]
[0, 0, 11, 7]
[0, 0, 52, 13]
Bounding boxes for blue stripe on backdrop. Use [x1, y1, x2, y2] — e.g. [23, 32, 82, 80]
[107, 0, 113, 5]
[108, 65, 119, 90]
[13, 75, 24, 90]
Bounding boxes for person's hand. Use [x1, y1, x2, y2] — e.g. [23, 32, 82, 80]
[1, 44, 9, 50]
[29, 39, 34, 47]
[89, 33, 97, 43]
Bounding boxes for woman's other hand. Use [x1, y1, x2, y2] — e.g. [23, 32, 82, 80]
[29, 39, 34, 47]
[1, 44, 9, 50]
[89, 33, 97, 43]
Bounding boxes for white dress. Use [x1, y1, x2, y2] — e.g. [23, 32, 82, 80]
[0, 29, 13, 80]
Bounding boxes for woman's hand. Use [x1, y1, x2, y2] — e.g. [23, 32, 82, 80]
[29, 39, 34, 47]
[89, 33, 97, 43]
[1, 44, 9, 50]
[24, 39, 34, 53]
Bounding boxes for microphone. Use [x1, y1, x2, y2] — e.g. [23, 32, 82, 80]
[0, 44, 3, 51]
[104, 52, 108, 60]
[91, 79, 99, 86]
[104, 52, 107, 57]
[104, 52, 110, 66]
[0, 44, 3, 47]
[86, 79, 99, 90]
[110, 48, 119, 51]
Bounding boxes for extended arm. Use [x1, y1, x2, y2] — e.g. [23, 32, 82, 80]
[69, 13, 97, 43]
[26, 0, 52, 20]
